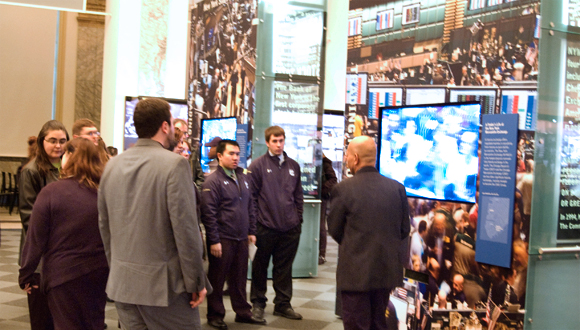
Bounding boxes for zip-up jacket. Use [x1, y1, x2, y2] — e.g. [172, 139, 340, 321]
[201, 166, 256, 245]
[248, 152, 303, 232]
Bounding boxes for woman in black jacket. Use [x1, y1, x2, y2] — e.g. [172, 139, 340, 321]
[19, 120, 69, 330]
[20, 138, 108, 330]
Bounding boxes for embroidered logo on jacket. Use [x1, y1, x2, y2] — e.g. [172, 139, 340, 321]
[245, 181, 249, 189]
[224, 181, 229, 185]
[267, 169, 272, 173]
[289, 169, 295, 176]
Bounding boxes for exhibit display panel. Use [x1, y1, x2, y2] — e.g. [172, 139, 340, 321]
[525, 3, 580, 328]
[251, 0, 326, 277]
[271, 81, 322, 199]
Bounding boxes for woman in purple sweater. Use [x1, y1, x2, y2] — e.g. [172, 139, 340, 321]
[19, 138, 108, 330]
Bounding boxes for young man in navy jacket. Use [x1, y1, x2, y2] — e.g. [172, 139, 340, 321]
[248, 126, 304, 321]
[201, 140, 265, 329]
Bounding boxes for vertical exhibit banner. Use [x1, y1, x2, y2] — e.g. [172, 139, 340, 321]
[557, 37, 580, 241]
[476, 114, 518, 268]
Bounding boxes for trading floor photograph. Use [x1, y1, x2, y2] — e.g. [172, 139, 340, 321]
[0, 0, 579, 329]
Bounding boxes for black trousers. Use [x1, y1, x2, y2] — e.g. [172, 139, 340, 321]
[250, 223, 301, 310]
[206, 238, 252, 321]
[28, 273, 54, 330]
[341, 288, 390, 330]
[46, 268, 108, 330]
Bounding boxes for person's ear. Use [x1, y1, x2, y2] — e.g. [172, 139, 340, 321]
[161, 121, 170, 135]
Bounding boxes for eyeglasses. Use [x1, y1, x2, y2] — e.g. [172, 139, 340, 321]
[45, 138, 67, 146]
[84, 131, 100, 137]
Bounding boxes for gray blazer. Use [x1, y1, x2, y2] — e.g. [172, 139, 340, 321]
[98, 139, 209, 307]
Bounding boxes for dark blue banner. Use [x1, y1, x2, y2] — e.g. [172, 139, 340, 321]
[476, 114, 518, 268]
[236, 124, 248, 169]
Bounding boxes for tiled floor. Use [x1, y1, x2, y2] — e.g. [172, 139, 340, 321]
[0, 210, 342, 330]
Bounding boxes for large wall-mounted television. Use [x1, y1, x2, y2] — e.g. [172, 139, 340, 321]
[378, 102, 481, 203]
[499, 87, 538, 130]
[368, 87, 403, 118]
[124, 96, 189, 150]
[200, 117, 237, 173]
[405, 86, 447, 106]
[449, 87, 497, 115]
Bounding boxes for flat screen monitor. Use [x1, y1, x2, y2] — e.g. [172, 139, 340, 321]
[200, 117, 237, 173]
[449, 87, 497, 115]
[405, 86, 447, 106]
[378, 102, 481, 203]
[368, 87, 403, 118]
[322, 111, 345, 182]
[123, 97, 189, 150]
[499, 87, 538, 130]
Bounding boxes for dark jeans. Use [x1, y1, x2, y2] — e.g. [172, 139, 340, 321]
[250, 223, 301, 310]
[47, 268, 108, 330]
[341, 288, 391, 330]
[207, 238, 252, 321]
[27, 273, 54, 330]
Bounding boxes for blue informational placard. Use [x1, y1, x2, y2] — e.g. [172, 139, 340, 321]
[476, 114, 518, 268]
[236, 124, 248, 169]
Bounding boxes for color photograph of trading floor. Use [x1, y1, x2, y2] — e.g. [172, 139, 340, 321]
[0, 210, 342, 330]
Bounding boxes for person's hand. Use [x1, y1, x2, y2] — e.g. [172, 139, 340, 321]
[190, 288, 207, 308]
[210, 243, 222, 258]
[22, 283, 38, 294]
[248, 235, 256, 245]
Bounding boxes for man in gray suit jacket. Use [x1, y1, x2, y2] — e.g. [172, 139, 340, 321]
[328, 136, 410, 330]
[99, 98, 210, 330]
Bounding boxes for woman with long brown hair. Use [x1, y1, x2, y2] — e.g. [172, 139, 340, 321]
[19, 120, 69, 330]
[19, 138, 109, 330]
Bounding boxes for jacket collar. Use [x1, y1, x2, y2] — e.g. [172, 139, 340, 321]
[354, 166, 378, 175]
[134, 138, 165, 149]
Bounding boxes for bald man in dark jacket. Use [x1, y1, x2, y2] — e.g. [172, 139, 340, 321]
[328, 136, 410, 330]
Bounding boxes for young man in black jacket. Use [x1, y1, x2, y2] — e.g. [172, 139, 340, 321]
[201, 140, 265, 329]
[248, 126, 304, 321]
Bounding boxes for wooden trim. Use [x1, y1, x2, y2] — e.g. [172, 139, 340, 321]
[55, 11, 67, 122]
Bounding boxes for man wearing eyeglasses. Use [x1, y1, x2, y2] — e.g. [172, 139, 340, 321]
[72, 119, 100, 145]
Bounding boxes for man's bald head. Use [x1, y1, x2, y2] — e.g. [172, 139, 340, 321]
[346, 136, 377, 174]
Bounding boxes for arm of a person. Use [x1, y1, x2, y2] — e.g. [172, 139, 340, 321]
[399, 185, 411, 239]
[18, 167, 41, 233]
[19, 188, 51, 289]
[190, 148, 205, 190]
[247, 162, 262, 225]
[294, 164, 304, 222]
[246, 174, 257, 237]
[200, 177, 222, 257]
[97, 182, 111, 265]
[327, 185, 347, 244]
[168, 158, 208, 296]
[321, 158, 338, 198]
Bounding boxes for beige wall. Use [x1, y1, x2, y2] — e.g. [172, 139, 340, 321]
[0, 5, 78, 157]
